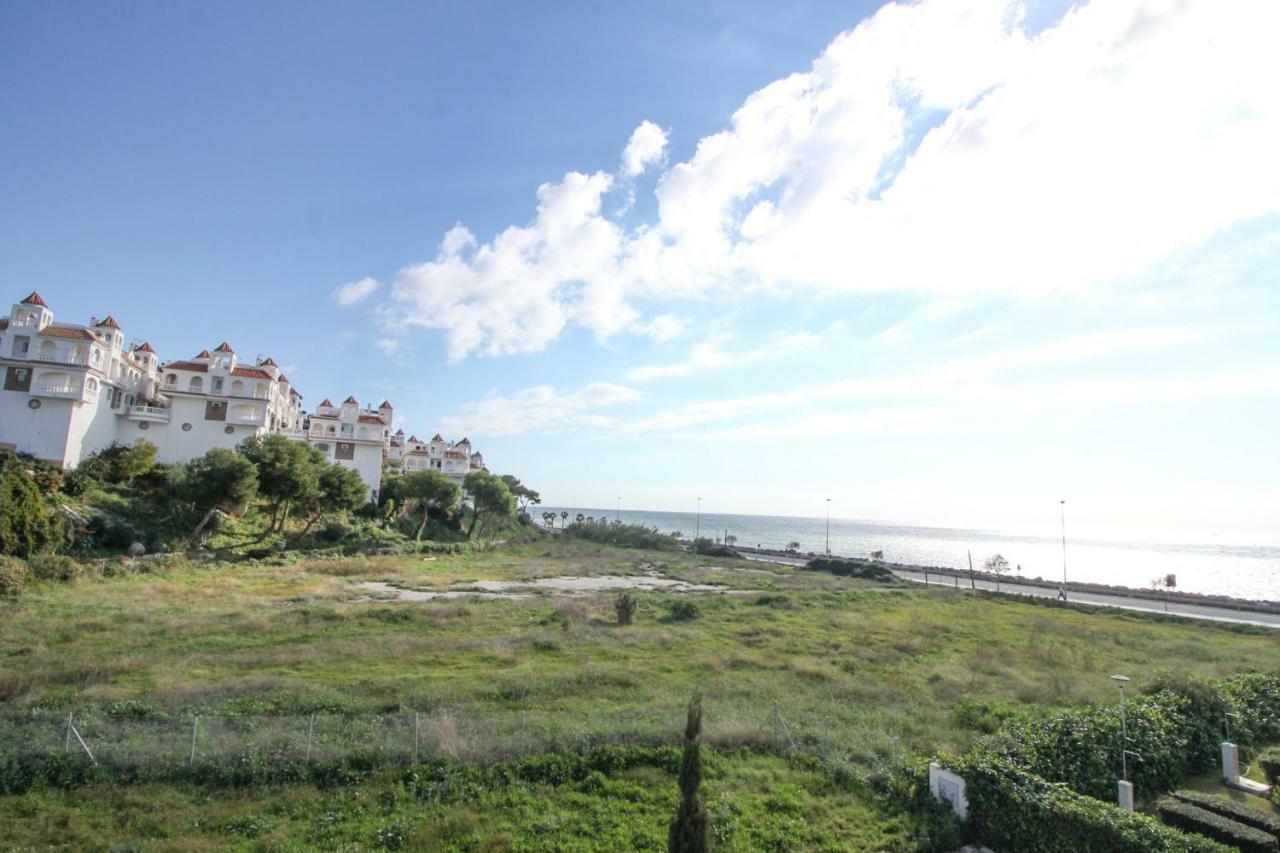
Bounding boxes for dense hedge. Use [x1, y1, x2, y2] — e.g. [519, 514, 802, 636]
[1171, 790, 1280, 837]
[563, 522, 681, 551]
[1157, 798, 1278, 852]
[804, 556, 897, 582]
[985, 671, 1280, 801]
[956, 754, 1229, 852]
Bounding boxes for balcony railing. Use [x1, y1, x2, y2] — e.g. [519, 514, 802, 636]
[34, 383, 83, 398]
[128, 405, 170, 422]
[30, 352, 89, 366]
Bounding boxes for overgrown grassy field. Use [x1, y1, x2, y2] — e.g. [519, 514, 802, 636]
[1, 538, 1276, 849]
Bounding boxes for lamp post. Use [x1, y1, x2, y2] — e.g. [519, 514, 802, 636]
[1111, 674, 1131, 781]
[616, 497, 621, 523]
[695, 497, 701, 543]
[825, 498, 831, 556]
[1059, 499, 1070, 596]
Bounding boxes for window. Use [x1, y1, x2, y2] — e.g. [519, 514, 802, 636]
[181, 423, 192, 431]
[86, 377, 98, 391]
[230, 380, 243, 396]
[165, 373, 177, 387]
[11, 336, 29, 356]
[189, 376, 203, 392]
[212, 377, 224, 393]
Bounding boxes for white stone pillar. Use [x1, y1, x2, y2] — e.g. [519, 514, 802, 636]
[1222, 742, 1239, 784]
[1117, 780, 1134, 810]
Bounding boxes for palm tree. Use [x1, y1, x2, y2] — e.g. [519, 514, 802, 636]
[560, 510, 569, 528]
[576, 513, 585, 524]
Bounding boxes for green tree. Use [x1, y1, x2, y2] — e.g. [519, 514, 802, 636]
[668, 693, 710, 853]
[499, 474, 541, 512]
[0, 465, 58, 557]
[299, 464, 368, 536]
[398, 470, 462, 541]
[178, 448, 259, 542]
[463, 470, 516, 538]
[239, 434, 324, 531]
[79, 440, 158, 485]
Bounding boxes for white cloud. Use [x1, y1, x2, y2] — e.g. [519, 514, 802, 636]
[333, 277, 382, 307]
[374, 337, 400, 354]
[636, 313, 690, 342]
[440, 381, 641, 436]
[622, 120, 669, 177]
[368, 0, 1280, 359]
[625, 323, 837, 382]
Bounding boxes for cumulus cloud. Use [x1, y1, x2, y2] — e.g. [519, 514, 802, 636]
[621, 120, 669, 177]
[372, 0, 1280, 359]
[440, 381, 641, 436]
[333, 277, 382, 306]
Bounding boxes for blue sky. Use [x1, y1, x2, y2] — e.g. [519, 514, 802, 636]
[3, 0, 1278, 538]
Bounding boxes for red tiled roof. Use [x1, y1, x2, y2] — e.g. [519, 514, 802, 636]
[432, 433, 445, 441]
[319, 398, 334, 407]
[408, 435, 419, 443]
[96, 315, 120, 329]
[162, 360, 210, 373]
[343, 395, 358, 404]
[357, 415, 384, 424]
[20, 291, 47, 307]
[231, 366, 272, 379]
[456, 437, 470, 444]
[379, 399, 392, 408]
[445, 450, 466, 458]
[195, 349, 211, 359]
[134, 342, 155, 353]
[214, 342, 235, 353]
[260, 357, 277, 366]
[278, 374, 290, 383]
[41, 324, 99, 341]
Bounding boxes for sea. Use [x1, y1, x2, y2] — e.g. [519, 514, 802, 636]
[538, 507, 1280, 602]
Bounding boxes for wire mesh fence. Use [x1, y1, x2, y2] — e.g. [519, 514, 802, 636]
[0, 702, 909, 776]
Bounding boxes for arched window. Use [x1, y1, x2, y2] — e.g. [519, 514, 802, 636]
[38, 340, 56, 360]
[189, 375, 203, 392]
[165, 373, 177, 387]
[230, 380, 244, 396]
[255, 383, 267, 398]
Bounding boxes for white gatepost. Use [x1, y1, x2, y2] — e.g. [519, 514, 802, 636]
[1117, 780, 1134, 810]
[1222, 742, 1239, 784]
[929, 761, 969, 820]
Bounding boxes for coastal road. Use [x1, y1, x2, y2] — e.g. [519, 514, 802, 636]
[742, 555, 1280, 630]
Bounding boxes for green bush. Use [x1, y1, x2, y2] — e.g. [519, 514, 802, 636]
[665, 600, 700, 622]
[1157, 797, 1278, 852]
[1260, 750, 1279, 786]
[564, 521, 681, 551]
[0, 556, 28, 595]
[0, 465, 62, 557]
[957, 753, 1229, 852]
[1170, 790, 1280, 838]
[804, 556, 896, 582]
[27, 553, 84, 582]
[615, 592, 638, 625]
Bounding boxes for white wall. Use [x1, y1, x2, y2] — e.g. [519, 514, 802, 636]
[0, 387, 74, 464]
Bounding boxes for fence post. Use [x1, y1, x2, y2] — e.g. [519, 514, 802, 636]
[69, 720, 97, 764]
[520, 711, 526, 756]
[823, 721, 830, 761]
[64, 712, 73, 753]
[189, 716, 198, 767]
[413, 712, 420, 764]
[306, 713, 316, 763]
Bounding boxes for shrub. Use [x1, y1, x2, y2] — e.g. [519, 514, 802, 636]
[1157, 797, 1278, 852]
[804, 556, 896, 582]
[1261, 749, 1280, 786]
[665, 600, 700, 622]
[0, 465, 61, 557]
[958, 753, 1230, 852]
[27, 553, 84, 582]
[0, 556, 27, 595]
[1170, 790, 1280, 838]
[615, 592, 638, 625]
[563, 521, 681, 551]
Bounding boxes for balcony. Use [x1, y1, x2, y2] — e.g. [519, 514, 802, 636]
[30, 352, 89, 367]
[33, 383, 84, 399]
[128, 405, 170, 423]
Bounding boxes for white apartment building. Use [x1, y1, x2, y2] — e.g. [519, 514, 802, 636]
[0, 291, 487, 502]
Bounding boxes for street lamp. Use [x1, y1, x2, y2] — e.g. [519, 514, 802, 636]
[1059, 499, 1069, 601]
[695, 497, 701, 543]
[616, 496, 621, 523]
[825, 498, 831, 556]
[1111, 675, 1131, 778]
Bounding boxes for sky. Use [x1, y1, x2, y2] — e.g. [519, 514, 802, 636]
[3, 0, 1278, 539]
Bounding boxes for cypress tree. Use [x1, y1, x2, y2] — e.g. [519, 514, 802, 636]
[668, 692, 711, 853]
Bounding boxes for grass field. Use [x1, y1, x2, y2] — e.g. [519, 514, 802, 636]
[1, 537, 1276, 849]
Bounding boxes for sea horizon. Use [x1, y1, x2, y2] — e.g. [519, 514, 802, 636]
[538, 505, 1280, 602]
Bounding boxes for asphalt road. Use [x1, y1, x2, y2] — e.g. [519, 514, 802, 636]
[742, 554, 1280, 630]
